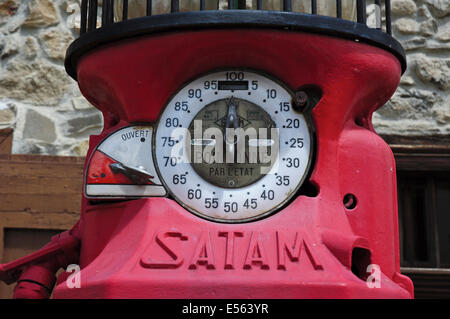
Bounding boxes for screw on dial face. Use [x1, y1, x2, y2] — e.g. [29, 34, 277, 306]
[155, 70, 313, 222]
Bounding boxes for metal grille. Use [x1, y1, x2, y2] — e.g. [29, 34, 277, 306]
[79, 0, 393, 36]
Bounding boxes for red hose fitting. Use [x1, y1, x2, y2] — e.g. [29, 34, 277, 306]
[0, 222, 81, 299]
[13, 261, 58, 299]
[13, 281, 52, 299]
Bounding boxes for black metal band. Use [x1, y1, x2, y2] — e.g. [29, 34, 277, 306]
[65, 10, 406, 80]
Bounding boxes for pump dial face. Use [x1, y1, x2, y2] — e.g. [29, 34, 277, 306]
[155, 70, 313, 222]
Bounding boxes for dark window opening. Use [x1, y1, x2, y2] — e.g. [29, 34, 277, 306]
[393, 144, 450, 299]
[398, 171, 450, 269]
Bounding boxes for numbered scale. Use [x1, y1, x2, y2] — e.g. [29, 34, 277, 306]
[85, 70, 313, 223]
[155, 70, 313, 222]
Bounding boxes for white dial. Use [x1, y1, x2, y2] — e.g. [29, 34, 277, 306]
[155, 70, 313, 222]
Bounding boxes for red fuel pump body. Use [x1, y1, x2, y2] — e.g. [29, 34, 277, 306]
[38, 29, 412, 298]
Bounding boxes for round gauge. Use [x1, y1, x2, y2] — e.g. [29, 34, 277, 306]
[155, 70, 313, 222]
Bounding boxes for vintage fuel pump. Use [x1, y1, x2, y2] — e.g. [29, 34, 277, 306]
[0, 0, 414, 298]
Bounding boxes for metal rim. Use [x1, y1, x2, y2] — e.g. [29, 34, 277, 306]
[65, 10, 406, 79]
[151, 68, 316, 224]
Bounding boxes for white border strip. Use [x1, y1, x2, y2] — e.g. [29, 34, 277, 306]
[86, 184, 167, 197]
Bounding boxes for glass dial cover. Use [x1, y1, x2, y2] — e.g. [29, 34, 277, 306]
[155, 70, 313, 222]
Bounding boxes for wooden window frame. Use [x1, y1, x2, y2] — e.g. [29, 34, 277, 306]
[389, 136, 450, 298]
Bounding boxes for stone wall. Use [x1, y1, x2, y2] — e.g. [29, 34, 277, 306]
[0, 0, 448, 157]
[372, 0, 450, 139]
[0, 0, 101, 156]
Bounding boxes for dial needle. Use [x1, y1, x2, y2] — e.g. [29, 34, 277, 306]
[225, 96, 239, 131]
[225, 97, 239, 162]
[110, 162, 154, 185]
